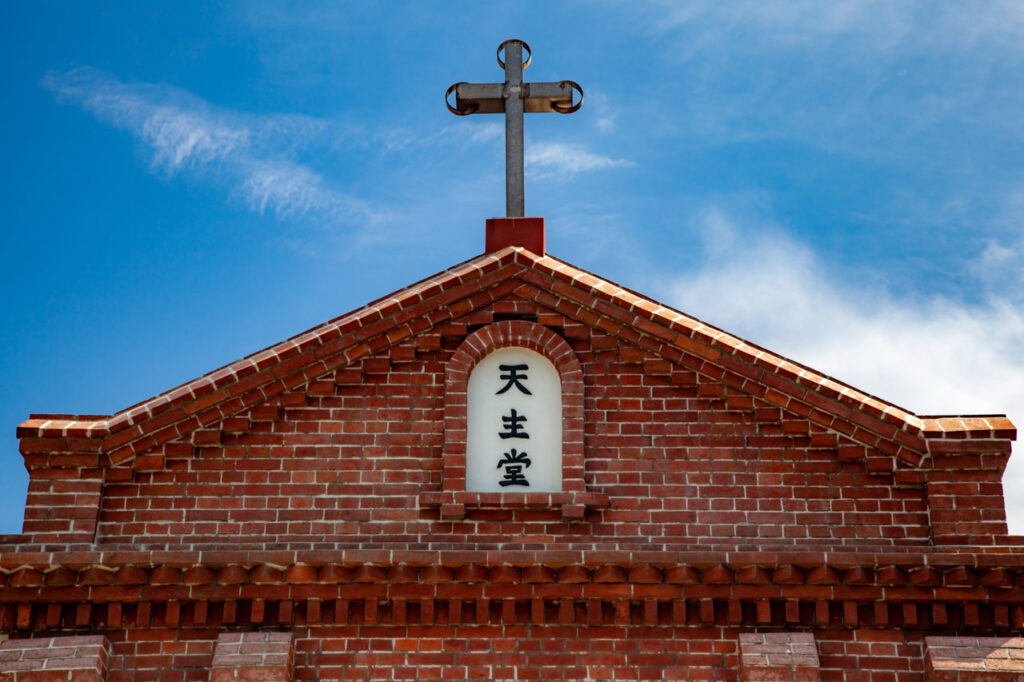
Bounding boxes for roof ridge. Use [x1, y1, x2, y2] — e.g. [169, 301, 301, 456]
[17, 247, 1015, 446]
[521, 251, 1013, 441]
[19, 248, 526, 439]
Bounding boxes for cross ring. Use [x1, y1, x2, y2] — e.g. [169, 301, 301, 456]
[551, 81, 583, 114]
[497, 39, 532, 70]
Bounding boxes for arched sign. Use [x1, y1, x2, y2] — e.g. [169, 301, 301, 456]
[465, 347, 562, 492]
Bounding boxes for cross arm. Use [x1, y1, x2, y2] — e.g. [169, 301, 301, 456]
[450, 82, 504, 114]
[524, 81, 580, 113]
[448, 81, 581, 115]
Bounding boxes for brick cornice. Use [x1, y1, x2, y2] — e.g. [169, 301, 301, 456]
[3, 553, 1024, 635]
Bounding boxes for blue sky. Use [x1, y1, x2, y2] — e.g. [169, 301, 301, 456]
[4, 1, 1024, 533]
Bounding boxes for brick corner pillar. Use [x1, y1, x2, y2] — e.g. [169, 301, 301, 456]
[485, 217, 545, 255]
[924, 636, 1024, 681]
[210, 631, 294, 682]
[739, 632, 822, 682]
[18, 441, 105, 544]
[0, 635, 110, 680]
[923, 426, 1014, 545]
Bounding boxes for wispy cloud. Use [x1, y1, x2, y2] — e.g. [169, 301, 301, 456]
[633, 0, 1024, 164]
[587, 91, 617, 133]
[43, 67, 378, 225]
[618, 0, 1024, 272]
[468, 122, 503, 144]
[525, 141, 633, 180]
[649, 0, 1024, 51]
[658, 206, 1024, 532]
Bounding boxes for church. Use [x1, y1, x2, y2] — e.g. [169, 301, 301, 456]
[2, 40, 1023, 681]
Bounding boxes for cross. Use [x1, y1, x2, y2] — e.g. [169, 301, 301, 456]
[446, 39, 582, 217]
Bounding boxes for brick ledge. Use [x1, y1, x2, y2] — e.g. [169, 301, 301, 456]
[419, 491, 610, 520]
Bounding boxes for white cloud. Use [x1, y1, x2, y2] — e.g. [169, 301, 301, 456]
[966, 190, 1024, 295]
[661, 207, 1024, 533]
[525, 141, 633, 179]
[43, 67, 375, 225]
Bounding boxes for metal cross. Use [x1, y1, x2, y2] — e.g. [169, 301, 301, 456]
[446, 39, 582, 217]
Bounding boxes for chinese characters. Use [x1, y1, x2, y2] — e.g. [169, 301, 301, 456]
[496, 364, 532, 395]
[497, 448, 531, 487]
[496, 363, 532, 486]
[499, 408, 529, 439]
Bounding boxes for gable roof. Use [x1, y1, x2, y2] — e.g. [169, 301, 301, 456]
[17, 247, 1015, 471]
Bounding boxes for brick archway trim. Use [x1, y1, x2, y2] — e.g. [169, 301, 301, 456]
[420, 320, 607, 519]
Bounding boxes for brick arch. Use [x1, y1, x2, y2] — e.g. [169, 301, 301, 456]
[433, 320, 592, 518]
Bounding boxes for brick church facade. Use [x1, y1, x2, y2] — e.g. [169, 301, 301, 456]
[2, 218, 1022, 680]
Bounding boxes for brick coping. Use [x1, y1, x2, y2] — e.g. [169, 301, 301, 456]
[2, 546, 1024, 570]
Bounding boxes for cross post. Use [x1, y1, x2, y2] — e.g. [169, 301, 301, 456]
[504, 40, 525, 218]
[446, 39, 582, 217]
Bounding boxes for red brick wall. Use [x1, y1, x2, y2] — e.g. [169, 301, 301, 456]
[6, 251, 1021, 682]
[93, 301, 931, 551]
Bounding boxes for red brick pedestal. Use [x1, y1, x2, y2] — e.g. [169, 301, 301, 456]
[210, 632, 293, 682]
[924, 636, 1024, 681]
[0, 635, 109, 681]
[739, 633, 821, 681]
[485, 216, 545, 254]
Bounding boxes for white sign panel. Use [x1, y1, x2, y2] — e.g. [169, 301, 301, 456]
[465, 347, 562, 492]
